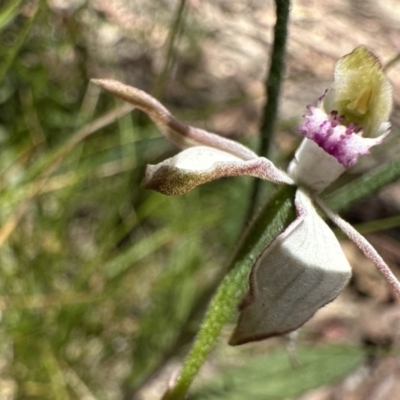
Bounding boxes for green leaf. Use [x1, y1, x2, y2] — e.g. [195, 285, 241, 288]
[191, 344, 364, 400]
[325, 156, 400, 212]
[162, 185, 297, 400]
[354, 214, 400, 234]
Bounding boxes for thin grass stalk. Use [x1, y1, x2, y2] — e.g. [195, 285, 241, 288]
[152, 0, 187, 99]
[0, 0, 41, 85]
[246, 0, 290, 219]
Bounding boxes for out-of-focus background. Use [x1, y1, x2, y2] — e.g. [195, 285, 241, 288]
[1, 0, 400, 399]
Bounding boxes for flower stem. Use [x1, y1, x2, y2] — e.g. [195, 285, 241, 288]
[161, 185, 296, 400]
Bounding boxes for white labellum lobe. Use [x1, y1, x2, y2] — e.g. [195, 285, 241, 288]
[230, 190, 352, 345]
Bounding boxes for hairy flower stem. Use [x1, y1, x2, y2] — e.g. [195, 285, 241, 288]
[161, 185, 296, 400]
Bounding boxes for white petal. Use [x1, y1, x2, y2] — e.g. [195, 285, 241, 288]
[288, 138, 346, 193]
[229, 190, 351, 345]
[162, 146, 241, 171]
[143, 146, 293, 195]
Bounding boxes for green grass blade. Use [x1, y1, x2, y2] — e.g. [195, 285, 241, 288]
[0, 0, 22, 33]
[0, 1, 40, 85]
[325, 156, 400, 212]
[354, 214, 400, 234]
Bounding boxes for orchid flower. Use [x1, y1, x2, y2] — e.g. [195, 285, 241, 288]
[92, 46, 399, 346]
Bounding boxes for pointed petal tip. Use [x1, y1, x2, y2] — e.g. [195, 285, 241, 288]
[90, 79, 153, 110]
[228, 329, 246, 346]
[229, 322, 300, 346]
[90, 78, 102, 85]
[91, 78, 116, 94]
[90, 78, 116, 89]
[228, 324, 266, 346]
[141, 164, 191, 196]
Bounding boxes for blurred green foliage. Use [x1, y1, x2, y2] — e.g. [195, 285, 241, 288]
[0, 2, 254, 398]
